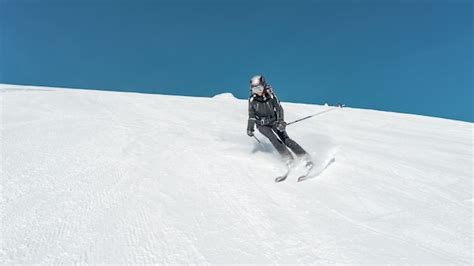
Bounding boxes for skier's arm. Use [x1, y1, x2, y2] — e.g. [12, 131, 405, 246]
[247, 98, 257, 132]
[271, 92, 284, 122]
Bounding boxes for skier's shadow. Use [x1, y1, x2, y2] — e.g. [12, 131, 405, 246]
[251, 142, 275, 154]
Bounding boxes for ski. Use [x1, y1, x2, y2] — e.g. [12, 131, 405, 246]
[298, 158, 335, 182]
[297, 161, 314, 182]
[275, 160, 312, 183]
[297, 172, 312, 182]
[275, 166, 290, 182]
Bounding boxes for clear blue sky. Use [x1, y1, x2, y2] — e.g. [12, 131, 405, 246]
[1, 0, 472, 122]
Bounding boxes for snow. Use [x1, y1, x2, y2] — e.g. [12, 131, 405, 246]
[1, 84, 472, 264]
[212, 92, 237, 100]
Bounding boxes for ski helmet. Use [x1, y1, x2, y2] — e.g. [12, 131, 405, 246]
[250, 75, 266, 94]
[250, 75, 265, 87]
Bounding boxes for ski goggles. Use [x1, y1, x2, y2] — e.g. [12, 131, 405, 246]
[251, 85, 265, 94]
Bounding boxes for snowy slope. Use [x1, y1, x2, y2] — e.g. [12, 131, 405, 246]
[1, 84, 472, 264]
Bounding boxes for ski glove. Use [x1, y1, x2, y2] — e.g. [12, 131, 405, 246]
[247, 129, 254, 137]
[276, 121, 287, 132]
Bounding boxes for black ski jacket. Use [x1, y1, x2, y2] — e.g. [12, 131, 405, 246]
[247, 89, 284, 131]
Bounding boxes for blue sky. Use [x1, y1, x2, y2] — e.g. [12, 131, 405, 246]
[1, 0, 472, 122]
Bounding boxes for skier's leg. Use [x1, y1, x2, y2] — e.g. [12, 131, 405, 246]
[273, 126, 308, 157]
[257, 125, 294, 161]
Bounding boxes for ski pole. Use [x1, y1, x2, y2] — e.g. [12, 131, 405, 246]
[253, 135, 262, 144]
[287, 104, 344, 126]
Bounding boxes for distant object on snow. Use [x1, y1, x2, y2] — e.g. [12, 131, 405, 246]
[212, 92, 236, 100]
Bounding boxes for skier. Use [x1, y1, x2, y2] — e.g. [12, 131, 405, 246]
[247, 75, 312, 168]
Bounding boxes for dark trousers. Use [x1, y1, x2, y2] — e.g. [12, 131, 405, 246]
[257, 124, 307, 161]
